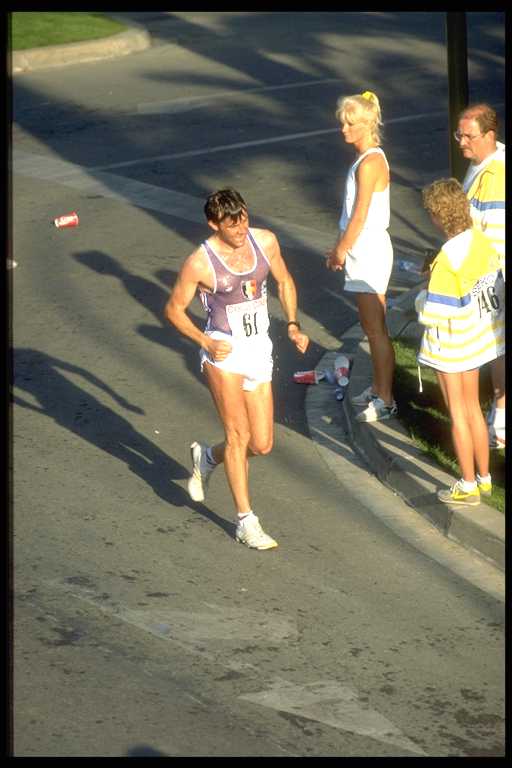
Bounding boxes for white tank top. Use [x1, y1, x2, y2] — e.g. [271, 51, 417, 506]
[339, 147, 390, 232]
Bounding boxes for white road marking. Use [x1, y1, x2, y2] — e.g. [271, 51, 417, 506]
[139, 603, 299, 645]
[10, 107, 455, 280]
[44, 579, 292, 674]
[135, 77, 345, 115]
[12, 149, 334, 252]
[239, 679, 427, 755]
[84, 111, 445, 173]
[43, 578, 425, 755]
[87, 128, 340, 172]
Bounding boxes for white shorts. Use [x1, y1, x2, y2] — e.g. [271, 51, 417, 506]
[344, 229, 393, 295]
[200, 330, 273, 391]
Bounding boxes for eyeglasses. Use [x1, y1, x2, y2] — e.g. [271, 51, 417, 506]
[453, 131, 483, 143]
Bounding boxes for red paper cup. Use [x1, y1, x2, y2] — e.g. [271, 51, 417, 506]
[293, 370, 324, 385]
[54, 212, 79, 228]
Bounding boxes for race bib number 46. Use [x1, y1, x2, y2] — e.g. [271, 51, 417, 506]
[226, 297, 270, 339]
[472, 272, 504, 319]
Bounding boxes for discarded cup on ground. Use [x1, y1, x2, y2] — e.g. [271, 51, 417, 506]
[54, 211, 79, 229]
[293, 370, 325, 385]
[334, 353, 350, 387]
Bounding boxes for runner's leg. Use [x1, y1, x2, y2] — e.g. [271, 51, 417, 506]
[244, 381, 274, 456]
[203, 362, 252, 513]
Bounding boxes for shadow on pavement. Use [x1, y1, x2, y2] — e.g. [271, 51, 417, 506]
[12, 347, 235, 537]
[73, 249, 205, 386]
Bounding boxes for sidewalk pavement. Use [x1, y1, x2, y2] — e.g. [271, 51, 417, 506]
[10, 20, 151, 75]
[305, 273, 505, 574]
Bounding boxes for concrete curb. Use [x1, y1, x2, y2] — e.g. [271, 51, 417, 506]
[11, 27, 151, 75]
[305, 284, 505, 573]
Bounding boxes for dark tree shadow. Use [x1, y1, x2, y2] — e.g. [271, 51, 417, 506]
[12, 348, 234, 536]
[73, 249, 206, 385]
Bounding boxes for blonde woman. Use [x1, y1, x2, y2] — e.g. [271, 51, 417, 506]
[327, 91, 396, 422]
[418, 178, 504, 505]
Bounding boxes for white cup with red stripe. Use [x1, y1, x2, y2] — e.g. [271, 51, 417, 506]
[334, 354, 350, 387]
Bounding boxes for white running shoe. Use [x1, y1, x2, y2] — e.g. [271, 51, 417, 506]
[356, 397, 398, 423]
[187, 441, 215, 502]
[351, 385, 377, 406]
[235, 513, 278, 550]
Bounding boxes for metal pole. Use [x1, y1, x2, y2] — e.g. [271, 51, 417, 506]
[446, 12, 469, 181]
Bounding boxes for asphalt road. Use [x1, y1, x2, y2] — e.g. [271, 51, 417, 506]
[10, 12, 505, 757]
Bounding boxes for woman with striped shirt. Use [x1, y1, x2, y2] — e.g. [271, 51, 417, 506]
[416, 178, 505, 506]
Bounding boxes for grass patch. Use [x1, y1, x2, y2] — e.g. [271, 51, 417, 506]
[10, 12, 126, 51]
[393, 337, 505, 514]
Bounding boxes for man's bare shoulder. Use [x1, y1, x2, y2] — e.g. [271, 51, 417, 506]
[182, 243, 207, 271]
[250, 227, 279, 252]
[179, 243, 213, 286]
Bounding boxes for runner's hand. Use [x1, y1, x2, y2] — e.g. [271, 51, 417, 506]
[206, 338, 233, 362]
[326, 246, 346, 271]
[288, 327, 309, 354]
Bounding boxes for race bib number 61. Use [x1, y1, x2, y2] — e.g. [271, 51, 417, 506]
[226, 297, 270, 340]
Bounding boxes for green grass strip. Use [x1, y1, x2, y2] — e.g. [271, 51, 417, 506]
[10, 12, 126, 51]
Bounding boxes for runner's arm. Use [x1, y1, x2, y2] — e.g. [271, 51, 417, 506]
[165, 250, 232, 360]
[263, 231, 309, 354]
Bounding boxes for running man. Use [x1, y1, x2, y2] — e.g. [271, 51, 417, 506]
[165, 189, 309, 549]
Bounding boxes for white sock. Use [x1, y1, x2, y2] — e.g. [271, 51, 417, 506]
[476, 473, 491, 485]
[237, 511, 252, 522]
[460, 479, 477, 492]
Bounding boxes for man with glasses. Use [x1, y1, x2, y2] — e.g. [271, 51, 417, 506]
[455, 104, 505, 450]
